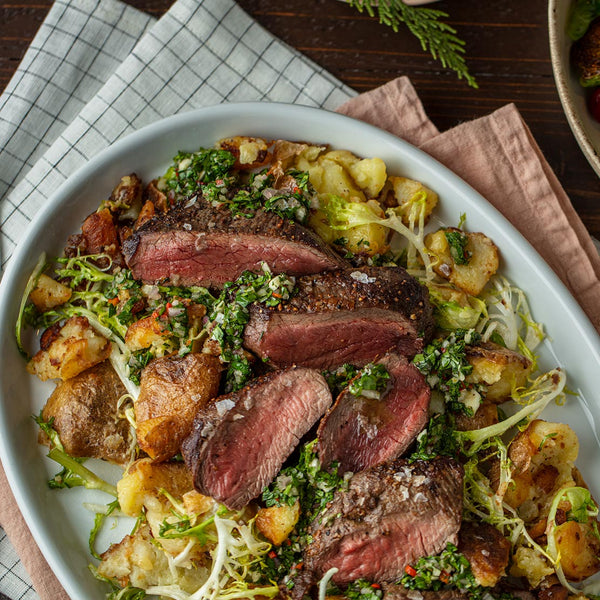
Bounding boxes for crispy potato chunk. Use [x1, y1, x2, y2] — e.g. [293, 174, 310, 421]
[118, 458, 195, 517]
[500, 420, 580, 528]
[135, 352, 223, 461]
[27, 316, 111, 381]
[117, 459, 217, 561]
[426, 228, 499, 296]
[98, 524, 210, 590]
[455, 400, 498, 432]
[554, 520, 600, 581]
[510, 546, 554, 588]
[217, 136, 270, 169]
[29, 273, 72, 311]
[256, 501, 300, 545]
[466, 341, 533, 403]
[39, 361, 130, 464]
[458, 521, 510, 587]
[125, 315, 171, 352]
[385, 176, 438, 224]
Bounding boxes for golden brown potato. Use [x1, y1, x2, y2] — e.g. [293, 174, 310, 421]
[217, 136, 270, 169]
[125, 315, 171, 352]
[455, 400, 498, 432]
[98, 523, 210, 590]
[104, 173, 143, 219]
[117, 458, 195, 517]
[27, 316, 111, 381]
[135, 352, 223, 460]
[39, 361, 130, 464]
[29, 273, 72, 311]
[554, 520, 600, 581]
[510, 546, 554, 588]
[256, 501, 300, 545]
[500, 421, 580, 530]
[384, 176, 438, 224]
[458, 521, 510, 587]
[466, 341, 533, 403]
[425, 228, 499, 296]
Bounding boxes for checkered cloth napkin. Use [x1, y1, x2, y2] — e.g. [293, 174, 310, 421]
[0, 1, 354, 597]
[2, 1, 600, 599]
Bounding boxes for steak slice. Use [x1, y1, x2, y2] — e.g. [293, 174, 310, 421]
[243, 266, 434, 369]
[122, 200, 345, 286]
[181, 366, 331, 510]
[303, 457, 463, 586]
[318, 352, 430, 473]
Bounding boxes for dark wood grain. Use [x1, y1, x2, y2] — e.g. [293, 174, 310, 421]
[1, 0, 599, 237]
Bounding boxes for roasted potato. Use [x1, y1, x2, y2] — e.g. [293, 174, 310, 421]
[256, 501, 300, 545]
[553, 520, 600, 581]
[39, 361, 130, 464]
[501, 420, 579, 519]
[466, 341, 533, 403]
[135, 352, 223, 460]
[458, 521, 510, 587]
[510, 546, 554, 588]
[383, 176, 438, 224]
[98, 523, 210, 590]
[27, 316, 111, 381]
[425, 228, 499, 296]
[125, 314, 171, 352]
[29, 273, 72, 311]
[118, 458, 196, 517]
[217, 136, 270, 169]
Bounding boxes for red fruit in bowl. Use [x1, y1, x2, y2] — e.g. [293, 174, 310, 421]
[588, 88, 600, 122]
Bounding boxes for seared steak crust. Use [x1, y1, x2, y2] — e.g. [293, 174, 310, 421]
[303, 457, 463, 585]
[181, 366, 331, 510]
[318, 352, 430, 473]
[122, 200, 345, 286]
[243, 267, 434, 369]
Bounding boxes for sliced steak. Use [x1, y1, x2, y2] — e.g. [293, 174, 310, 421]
[318, 352, 430, 473]
[122, 200, 345, 286]
[303, 457, 463, 586]
[181, 366, 331, 510]
[244, 266, 434, 369]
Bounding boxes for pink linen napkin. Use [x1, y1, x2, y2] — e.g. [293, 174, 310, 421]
[2, 76, 600, 599]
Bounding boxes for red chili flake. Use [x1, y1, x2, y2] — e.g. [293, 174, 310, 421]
[272, 292, 282, 299]
[293, 186, 300, 194]
[107, 297, 119, 306]
[405, 565, 417, 577]
[166, 302, 172, 310]
[216, 179, 224, 185]
[371, 583, 381, 589]
[440, 571, 450, 584]
[268, 550, 277, 559]
[285, 539, 292, 546]
[295, 562, 304, 570]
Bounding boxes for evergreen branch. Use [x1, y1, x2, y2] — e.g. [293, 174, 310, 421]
[348, 0, 477, 88]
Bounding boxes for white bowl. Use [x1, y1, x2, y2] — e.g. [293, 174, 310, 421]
[549, 0, 600, 176]
[1, 102, 599, 599]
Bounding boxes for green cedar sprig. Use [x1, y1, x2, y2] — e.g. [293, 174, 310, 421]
[347, 0, 477, 88]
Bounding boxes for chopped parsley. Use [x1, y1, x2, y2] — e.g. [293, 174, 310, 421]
[209, 264, 296, 391]
[260, 440, 346, 585]
[345, 580, 383, 600]
[348, 363, 390, 399]
[323, 364, 359, 396]
[444, 229, 471, 265]
[162, 148, 236, 198]
[409, 412, 459, 461]
[413, 329, 482, 415]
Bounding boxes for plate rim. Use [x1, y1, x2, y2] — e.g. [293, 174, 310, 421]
[1, 101, 599, 599]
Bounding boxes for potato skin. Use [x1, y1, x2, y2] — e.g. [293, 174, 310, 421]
[458, 521, 510, 587]
[135, 352, 223, 461]
[40, 361, 130, 464]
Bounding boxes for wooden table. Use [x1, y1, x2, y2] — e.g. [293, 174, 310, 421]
[2, 0, 599, 237]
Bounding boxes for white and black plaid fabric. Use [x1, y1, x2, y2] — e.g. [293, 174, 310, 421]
[0, 0, 355, 597]
[0, 0, 355, 271]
